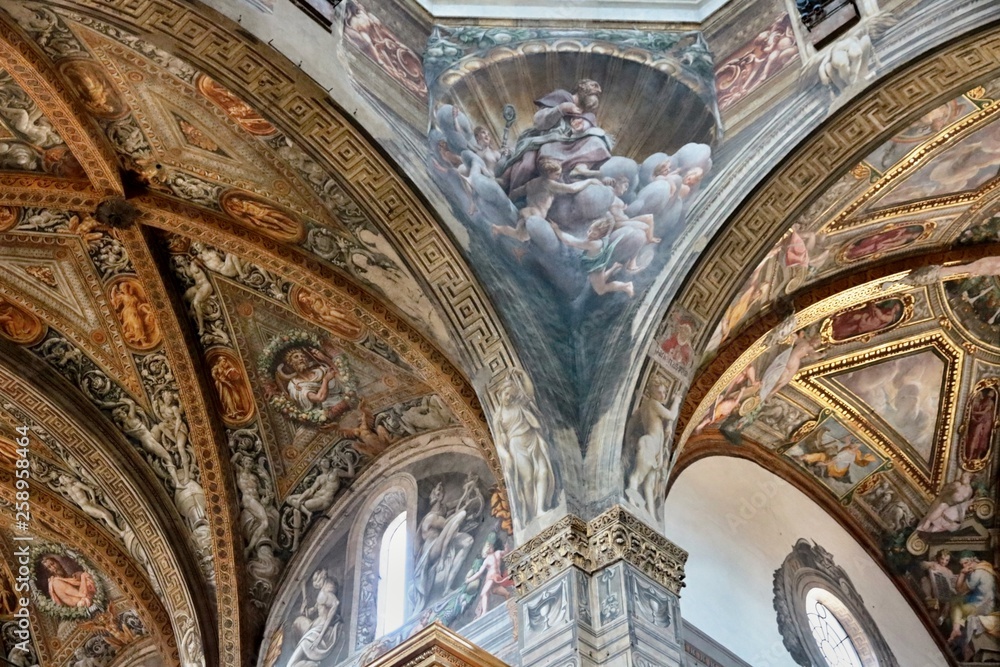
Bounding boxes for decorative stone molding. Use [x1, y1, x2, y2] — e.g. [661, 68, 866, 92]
[773, 539, 898, 667]
[366, 622, 511, 667]
[505, 506, 687, 597]
[504, 515, 590, 597]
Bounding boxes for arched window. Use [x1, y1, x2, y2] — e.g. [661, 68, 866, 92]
[805, 588, 865, 667]
[375, 511, 408, 637]
[774, 539, 896, 667]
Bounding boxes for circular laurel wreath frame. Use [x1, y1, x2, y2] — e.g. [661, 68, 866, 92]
[28, 543, 107, 620]
[258, 330, 358, 426]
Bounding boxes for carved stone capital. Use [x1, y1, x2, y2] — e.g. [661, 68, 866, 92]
[504, 515, 590, 596]
[590, 506, 688, 596]
[505, 506, 687, 597]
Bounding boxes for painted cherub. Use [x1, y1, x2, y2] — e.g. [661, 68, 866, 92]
[605, 175, 659, 267]
[493, 157, 601, 241]
[549, 216, 635, 297]
[464, 539, 512, 618]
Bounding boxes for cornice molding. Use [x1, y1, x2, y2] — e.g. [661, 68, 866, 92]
[366, 622, 511, 667]
[505, 505, 687, 597]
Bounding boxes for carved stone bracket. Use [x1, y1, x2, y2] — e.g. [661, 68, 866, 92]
[505, 506, 687, 598]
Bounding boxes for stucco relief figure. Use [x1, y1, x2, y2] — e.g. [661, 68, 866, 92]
[173, 463, 214, 583]
[961, 385, 998, 470]
[221, 191, 302, 242]
[153, 390, 192, 479]
[107, 398, 181, 486]
[624, 381, 681, 520]
[818, 34, 873, 95]
[108, 279, 160, 350]
[292, 287, 366, 341]
[282, 454, 356, 552]
[288, 568, 342, 667]
[38, 555, 97, 609]
[0, 140, 41, 172]
[181, 257, 215, 336]
[0, 298, 44, 344]
[208, 350, 256, 425]
[236, 463, 274, 556]
[286, 457, 355, 523]
[58, 59, 127, 118]
[0, 72, 63, 147]
[54, 474, 123, 537]
[191, 242, 247, 280]
[2, 620, 38, 667]
[412, 479, 481, 609]
[491, 370, 558, 523]
[917, 471, 976, 533]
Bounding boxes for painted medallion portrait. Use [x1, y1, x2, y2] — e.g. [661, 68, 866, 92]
[0, 297, 45, 345]
[291, 286, 366, 342]
[258, 330, 359, 427]
[107, 277, 161, 350]
[960, 379, 999, 472]
[0, 207, 18, 231]
[30, 546, 105, 619]
[207, 347, 256, 426]
[651, 308, 697, 376]
[57, 58, 128, 119]
[838, 223, 933, 263]
[821, 295, 913, 344]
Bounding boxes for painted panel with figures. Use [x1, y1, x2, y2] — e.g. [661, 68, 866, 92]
[263, 448, 512, 667]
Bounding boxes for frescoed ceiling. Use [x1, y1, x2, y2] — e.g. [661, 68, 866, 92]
[0, 0, 997, 666]
[703, 78, 1000, 359]
[674, 264, 1000, 662]
[0, 3, 505, 666]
